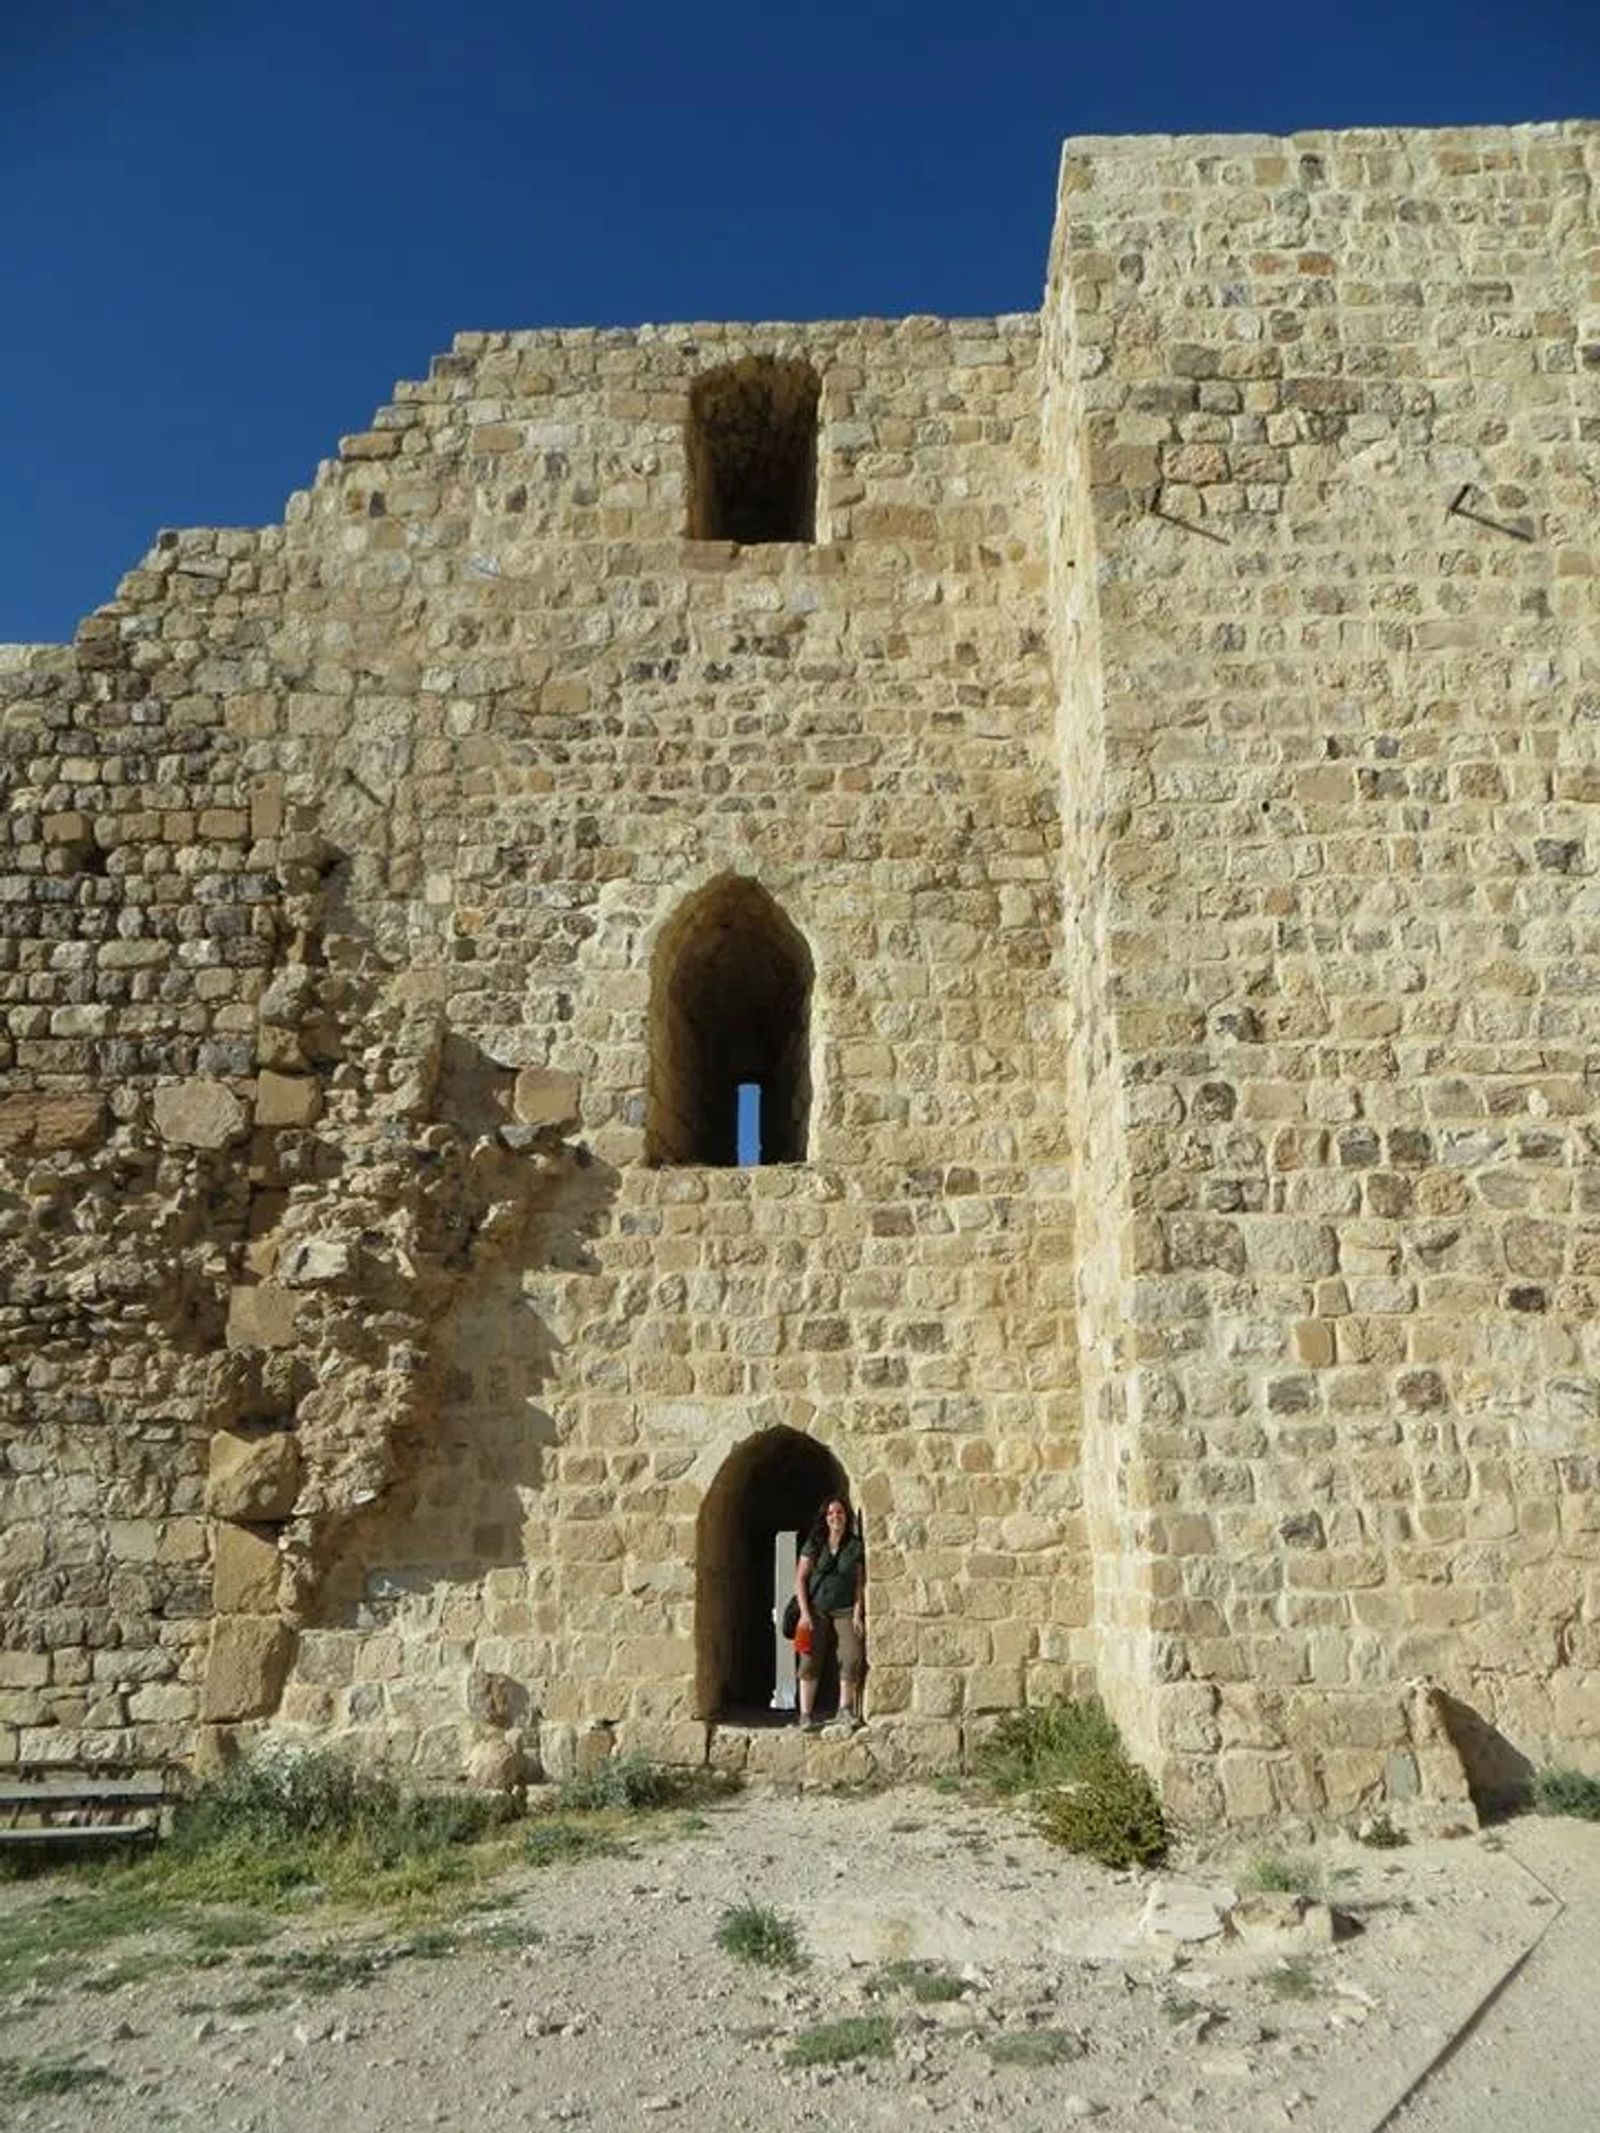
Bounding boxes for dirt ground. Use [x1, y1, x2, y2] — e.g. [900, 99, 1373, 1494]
[1, 1785, 1593, 2133]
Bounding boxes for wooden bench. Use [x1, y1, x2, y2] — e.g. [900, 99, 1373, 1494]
[0, 1770, 177, 1851]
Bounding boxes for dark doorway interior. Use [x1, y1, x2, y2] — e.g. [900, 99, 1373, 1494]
[696, 1426, 846, 1723]
[687, 356, 819, 545]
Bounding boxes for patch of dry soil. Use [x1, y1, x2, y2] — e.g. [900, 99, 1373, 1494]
[0, 1788, 1568, 2133]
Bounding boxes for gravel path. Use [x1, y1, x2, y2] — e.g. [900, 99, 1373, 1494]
[0, 1788, 1581, 2133]
[1387, 1817, 1600, 2133]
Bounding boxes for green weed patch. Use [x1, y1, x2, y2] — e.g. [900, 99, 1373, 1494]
[523, 1820, 624, 1870]
[1239, 1851, 1323, 1898]
[715, 1904, 803, 1970]
[0, 2053, 119, 2101]
[989, 2028, 1087, 2068]
[974, 1700, 1121, 1796]
[785, 2015, 895, 2067]
[1533, 1767, 1600, 1821]
[874, 1958, 965, 2004]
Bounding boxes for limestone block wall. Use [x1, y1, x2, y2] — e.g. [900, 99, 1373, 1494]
[265, 315, 1086, 1781]
[1045, 121, 1600, 1821]
[3, 314, 1088, 1785]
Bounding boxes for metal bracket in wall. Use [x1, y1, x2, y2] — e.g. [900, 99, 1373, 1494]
[1146, 487, 1231, 546]
[1447, 484, 1535, 543]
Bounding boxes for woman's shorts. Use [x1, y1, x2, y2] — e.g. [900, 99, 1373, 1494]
[798, 1608, 865, 1684]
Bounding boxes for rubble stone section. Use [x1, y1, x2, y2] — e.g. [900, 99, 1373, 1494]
[0, 119, 1595, 1823]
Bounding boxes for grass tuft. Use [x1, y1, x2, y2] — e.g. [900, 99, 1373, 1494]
[1239, 1850, 1322, 1898]
[0, 1880, 267, 1999]
[0, 1748, 524, 2000]
[785, 2014, 895, 2067]
[184, 1926, 488, 2017]
[1532, 1767, 1600, 1821]
[875, 1958, 966, 2004]
[716, 1903, 803, 1970]
[972, 1699, 1167, 1872]
[989, 2028, 1087, 2068]
[554, 1753, 735, 1814]
[974, 1699, 1121, 1796]
[523, 1820, 623, 1870]
[185, 1910, 278, 1951]
[1269, 1957, 1320, 2001]
[466, 1917, 545, 1951]
[1357, 1813, 1408, 1849]
[169, 1748, 510, 1874]
[555, 1752, 679, 1812]
[0, 2054, 120, 2100]
[1037, 1749, 1167, 1870]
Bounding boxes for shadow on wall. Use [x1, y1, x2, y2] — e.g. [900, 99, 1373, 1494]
[1435, 1691, 1537, 1819]
[307, 1126, 620, 1629]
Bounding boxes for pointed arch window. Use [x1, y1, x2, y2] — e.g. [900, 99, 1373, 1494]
[646, 877, 812, 1166]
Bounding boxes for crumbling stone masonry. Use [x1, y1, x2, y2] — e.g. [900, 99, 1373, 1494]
[3, 122, 1597, 1825]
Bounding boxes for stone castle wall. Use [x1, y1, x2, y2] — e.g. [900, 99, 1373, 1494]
[2, 119, 1596, 1820]
[3, 317, 1086, 1788]
[1046, 121, 1600, 1820]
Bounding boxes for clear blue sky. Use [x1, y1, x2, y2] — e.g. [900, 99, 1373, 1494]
[3, 0, 1594, 644]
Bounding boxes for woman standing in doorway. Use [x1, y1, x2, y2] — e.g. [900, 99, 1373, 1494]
[795, 1495, 866, 1734]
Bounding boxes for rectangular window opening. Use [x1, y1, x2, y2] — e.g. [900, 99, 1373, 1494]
[736, 1081, 763, 1166]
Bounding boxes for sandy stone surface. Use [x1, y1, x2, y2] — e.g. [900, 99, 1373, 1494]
[4, 1788, 1591, 2133]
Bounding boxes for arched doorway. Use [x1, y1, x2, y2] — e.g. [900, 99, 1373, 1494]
[696, 1426, 846, 1722]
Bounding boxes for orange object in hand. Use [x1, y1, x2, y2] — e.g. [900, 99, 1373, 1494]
[793, 1619, 812, 1656]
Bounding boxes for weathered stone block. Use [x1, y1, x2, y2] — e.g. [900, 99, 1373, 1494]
[155, 1518, 208, 1565]
[912, 1670, 967, 1723]
[257, 1025, 308, 1070]
[619, 1718, 708, 1767]
[128, 1684, 199, 1724]
[255, 1070, 323, 1127]
[202, 1617, 292, 1722]
[0, 1092, 106, 1152]
[998, 1511, 1057, 1552]
[206, 1432, 301, 1522]
[465, 1731, 526, 1792]
[868, 1717, 962, 1778]
[212, 1524, 282, 1613]
[513, 1066, 581, 1128]
[279, 1237, 351, 1287]
[107, 1520, 159, 1563]
[1227, 1891, 1339, 1952]
[1217, 1753, 1278, 1823]
[153, 1078, 248, 1149]
[966, 1664, 1024, 1711]
[225, 1283, 300, 1350]
[341, 429, 399, 459]
[1135, 1879, 1234, 1947]
[197, 808, 249, 841]
[250, 774, 286, 841]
